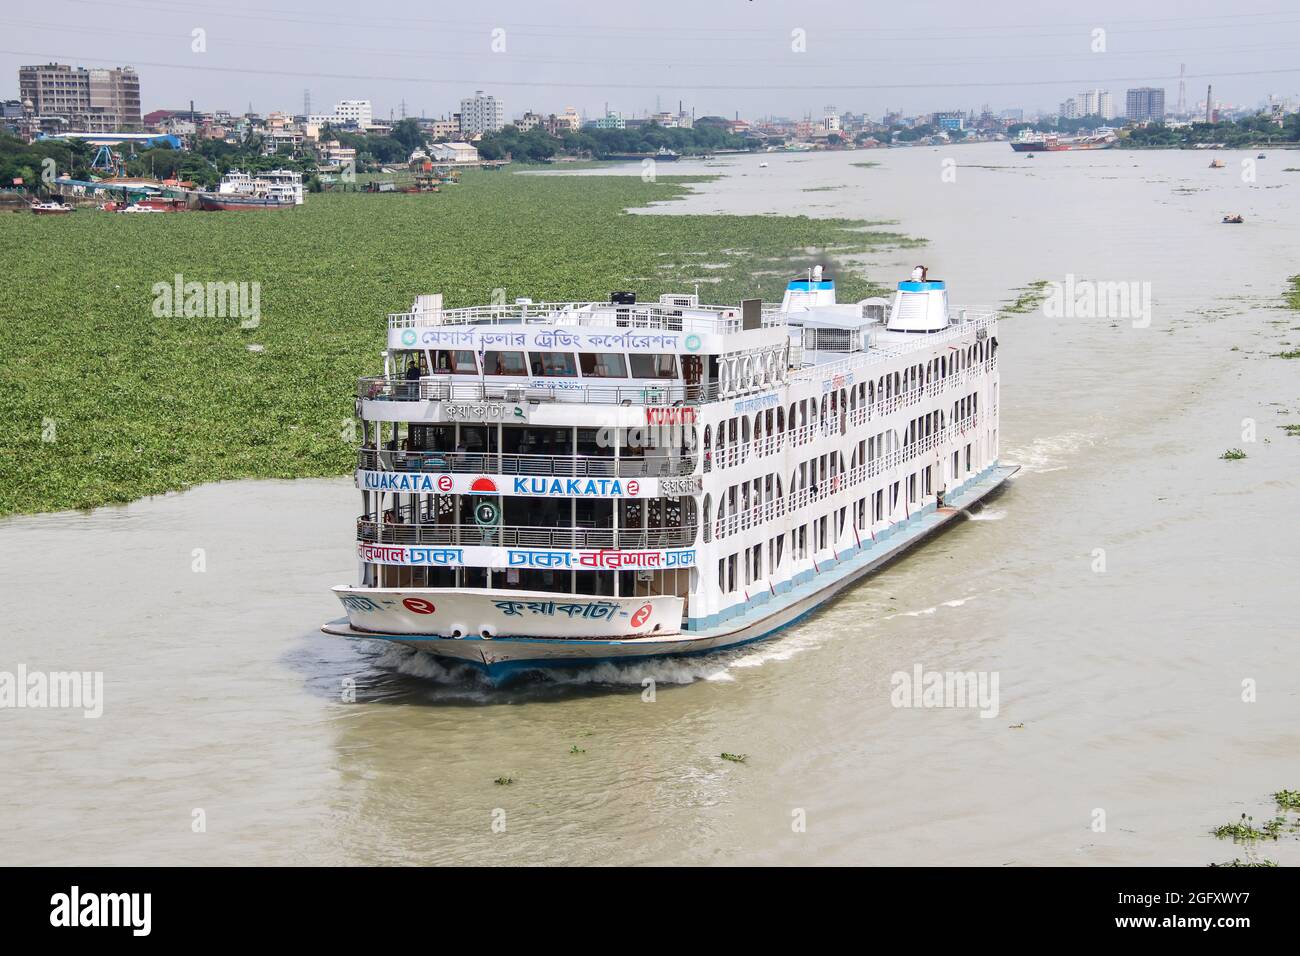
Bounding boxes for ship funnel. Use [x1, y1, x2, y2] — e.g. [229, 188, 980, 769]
[887, 267, 950, 332]
[780, 266, 837, 311]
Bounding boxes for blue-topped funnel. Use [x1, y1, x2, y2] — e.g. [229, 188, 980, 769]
[887, 265, 950, 332]
[780, 264, 837, 311]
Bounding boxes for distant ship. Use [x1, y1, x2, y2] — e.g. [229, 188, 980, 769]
[1010, 132, 1117, 152]
[198, 169, 303, 211]
[602, 147, 680, 162]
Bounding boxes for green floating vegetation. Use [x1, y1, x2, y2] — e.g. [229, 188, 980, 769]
[1212, 812, 1297, 841]
[801, 185, 845, 192]
[1280, 424, 1300, 436]
[1275, 789, 1300, 810]
[1212, 814, 1277, 841]
[0, 171, 916, 516]
[1001, 280, 1051, 315]
[1275, 349, 1300, 359]
[1286, 275, 1300, 310]
[720, 752, 748, 763]
[494, 776, 514, 786]
[569, 745, 586, 754]
[1220, 448, 1248, 460]
[851, 161, 881, 168]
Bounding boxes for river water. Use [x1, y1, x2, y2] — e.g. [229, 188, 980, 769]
[3, 144, 1298, 865]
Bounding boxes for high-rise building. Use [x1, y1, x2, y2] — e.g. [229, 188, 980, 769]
[458, 90, 504, 135]
[334, 99, 372, 128]
[308, 99, 372, 130]
[1073, 90, 1116, 120]
[1125, 87, 1166, 123]
[19, 62, 141, 132]
[932, 110, 964, 131]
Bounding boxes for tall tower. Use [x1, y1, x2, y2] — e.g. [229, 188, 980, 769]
[303, 88, 311, 117]
[1176, 64, 1186, 115]
[1205, 85, 1212, 123]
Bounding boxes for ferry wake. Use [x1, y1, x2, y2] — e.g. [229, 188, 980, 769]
[322, 266, 1017, 682]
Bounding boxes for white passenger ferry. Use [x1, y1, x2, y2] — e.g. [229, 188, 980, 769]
[323, 266, 1015, 682]
[198, 169, 303, 210]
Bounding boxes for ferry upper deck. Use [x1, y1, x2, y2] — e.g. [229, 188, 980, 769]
[361, 267, 996, 415]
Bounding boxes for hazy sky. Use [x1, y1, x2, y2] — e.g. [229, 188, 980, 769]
[6, 0, 1300, 120]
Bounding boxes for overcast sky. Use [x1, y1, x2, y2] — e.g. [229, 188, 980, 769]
[6, 0, 1300, 120]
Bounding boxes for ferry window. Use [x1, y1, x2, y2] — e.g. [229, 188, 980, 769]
[529, 352, 577, 377]
[483, 350, 528, 376]
[629, 353, 677, 379]
[433, 349, 478, 374]
[579, 352, 628, 378]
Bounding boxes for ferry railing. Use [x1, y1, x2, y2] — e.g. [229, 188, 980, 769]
[357, 518, 697, 549]
[710, 423, 1009, 537]
[387, 302, 743, 335]
[787, 312, 997, 385]
[357, 376, 720, 406]
[357, 448, 696, 478]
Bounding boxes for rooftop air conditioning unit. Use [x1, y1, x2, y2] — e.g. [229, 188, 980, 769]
[503, 386, 526, 402]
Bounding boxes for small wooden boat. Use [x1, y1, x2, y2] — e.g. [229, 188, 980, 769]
[1209, 159, 1226, 168]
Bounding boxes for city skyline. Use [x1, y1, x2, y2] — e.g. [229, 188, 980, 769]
[5, 0, 1300, 122]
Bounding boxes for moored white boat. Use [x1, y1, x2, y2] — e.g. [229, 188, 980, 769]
[324, 266, 1015, 682]
[30, 200, 74, 215]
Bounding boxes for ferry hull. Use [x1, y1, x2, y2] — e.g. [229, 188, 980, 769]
[332, 588, 683, 638]
[197, 195, 296, 211]
[323, 463, 1018, 684]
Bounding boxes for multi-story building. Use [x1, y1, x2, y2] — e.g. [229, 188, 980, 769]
[335, 99, 372, 128]
[19, 63, 141, 132]
[515, 111, 544, 132]
[264, 127, 305, 155]
[1125, 87, 1166, 123]
[554, 107, 581, 132]
[321, 140, 357, 166]
[459, 91, 504, 135]
[933, 110, 964, 131]
[309, 99, 372, 130]
[588, 111, 625, 130]
[422, 115, 459, 140]
[1074, 89, 1117, 120]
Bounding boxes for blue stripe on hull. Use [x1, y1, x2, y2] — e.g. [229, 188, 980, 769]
[337, 462, 1017, 687]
